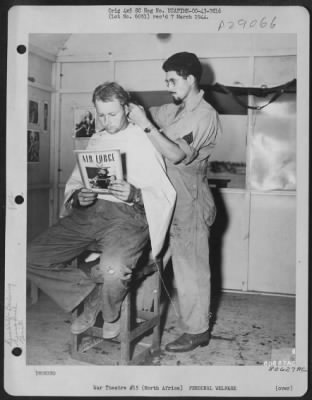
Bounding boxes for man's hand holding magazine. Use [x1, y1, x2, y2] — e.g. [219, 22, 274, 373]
[73, 180, 142, 207]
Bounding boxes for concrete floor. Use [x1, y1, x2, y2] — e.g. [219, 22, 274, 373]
[26, 289, 295, 366]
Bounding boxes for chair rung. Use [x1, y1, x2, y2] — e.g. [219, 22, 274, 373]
[85, 326, 103, 338]
[77, 315, 159, 344]
[128, 316, 160, 342]
[137, 310, 156, 320]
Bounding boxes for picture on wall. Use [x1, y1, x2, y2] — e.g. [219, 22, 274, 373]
[27, 130, 40, 162]
[43, 101, 49, 131]
[28, 99, 39, 125]
[74, 107, 96, 138]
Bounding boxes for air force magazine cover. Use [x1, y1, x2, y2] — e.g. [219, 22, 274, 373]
[75, 149, 123, 193]
[4, 3, 310, 399]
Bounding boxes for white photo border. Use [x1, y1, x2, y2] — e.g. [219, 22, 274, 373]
[4, 3, 310, 398]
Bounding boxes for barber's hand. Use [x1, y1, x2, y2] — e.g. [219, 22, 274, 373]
[108, 179, 136, 202]
[77, 188, 98, 206]
[127, 102, 151, 129]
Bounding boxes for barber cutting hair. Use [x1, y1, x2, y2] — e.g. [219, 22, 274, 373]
[128, 52, 221, 353]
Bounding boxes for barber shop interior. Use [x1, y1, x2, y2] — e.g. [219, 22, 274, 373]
[26, 33, 297, 366]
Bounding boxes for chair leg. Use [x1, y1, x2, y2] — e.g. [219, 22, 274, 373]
[151, 263, 162, 354]
[119, 292, 131, 365]
[71, 308, 79, 355]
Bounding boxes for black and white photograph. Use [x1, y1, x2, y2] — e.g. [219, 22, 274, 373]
[74, 108, 96, 137]
[5, 4, 310, 398]
[28, 99, 39, 125]
[27, 130, 40, 163]
[88, 167, 113, 189]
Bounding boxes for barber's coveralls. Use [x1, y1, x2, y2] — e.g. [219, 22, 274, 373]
[150, 90, 220, 334]
[27, 124, 176, 321]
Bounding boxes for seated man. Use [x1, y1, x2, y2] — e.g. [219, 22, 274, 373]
[27, 82, 176, 338]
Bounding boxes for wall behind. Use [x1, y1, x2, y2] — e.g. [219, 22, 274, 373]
[27, 52, 53, 240]
[40, 33, 297, 294]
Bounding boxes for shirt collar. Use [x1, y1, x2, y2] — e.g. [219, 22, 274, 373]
[183, 89, 204, 112]
[96, 123, 131, 136]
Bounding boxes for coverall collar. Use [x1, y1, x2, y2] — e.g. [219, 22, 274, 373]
[182, 89, 204, 112]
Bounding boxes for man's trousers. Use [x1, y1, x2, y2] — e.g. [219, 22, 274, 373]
[27, 199, 149, 321]
[169, 171, 216, 335]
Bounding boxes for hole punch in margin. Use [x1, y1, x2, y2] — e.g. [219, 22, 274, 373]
[16, 45, 26, 54]
[15, 195, 24, 205]
[12, 347, 22, 356]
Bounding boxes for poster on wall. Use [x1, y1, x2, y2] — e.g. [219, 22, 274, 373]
[28, 99, 39, 125]
[74, 107, 96, 137]
[5, 3, 310, 399]
[27, 130, 40, 163]
[43, 101, 49, 132]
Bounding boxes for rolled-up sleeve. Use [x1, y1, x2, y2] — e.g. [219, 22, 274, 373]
[178, 110, 220, 165]
[175, 137, 198, 165]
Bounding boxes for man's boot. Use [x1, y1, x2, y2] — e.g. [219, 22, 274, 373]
[102, 318, 120, 339]
[71, 285, 102, 334]
[165, 330, 210, 352]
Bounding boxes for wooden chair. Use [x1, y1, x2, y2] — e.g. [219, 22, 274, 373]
[71, 250, 163, 365]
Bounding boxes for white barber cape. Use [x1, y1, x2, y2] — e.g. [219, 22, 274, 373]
[63, 123, 176, 258]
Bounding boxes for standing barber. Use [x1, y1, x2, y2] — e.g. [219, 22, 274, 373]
[128, 52, 220, 352]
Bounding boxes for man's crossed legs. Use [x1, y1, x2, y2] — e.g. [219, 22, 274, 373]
[27, 200, 149, 337]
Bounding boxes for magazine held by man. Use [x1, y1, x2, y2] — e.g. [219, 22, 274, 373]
[75, 149, 123, 193]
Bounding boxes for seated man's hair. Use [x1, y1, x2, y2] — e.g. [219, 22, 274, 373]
[92, 82, 130, 106]
[162, 52, 202, 84]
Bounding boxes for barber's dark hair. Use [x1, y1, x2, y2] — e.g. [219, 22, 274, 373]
[162, 52, 202, 85]
[92, 82, 130, 106]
